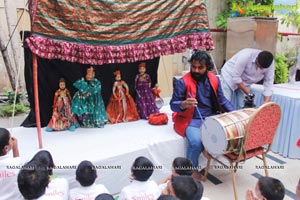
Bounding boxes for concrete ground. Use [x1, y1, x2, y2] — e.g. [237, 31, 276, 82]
[0, 113, 28, 128]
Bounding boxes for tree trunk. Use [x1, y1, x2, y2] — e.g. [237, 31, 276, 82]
[0, 32, 17, 90]
[3, 0, 23, 90]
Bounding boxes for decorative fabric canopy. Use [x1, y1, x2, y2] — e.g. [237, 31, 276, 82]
[26, 0, 214, 65]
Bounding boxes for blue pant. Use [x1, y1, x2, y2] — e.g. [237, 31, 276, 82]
[220, 76, 248, 110]
[186, 126, 204, 167]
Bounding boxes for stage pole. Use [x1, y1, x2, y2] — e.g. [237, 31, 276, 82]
[33, 54, 43, 148]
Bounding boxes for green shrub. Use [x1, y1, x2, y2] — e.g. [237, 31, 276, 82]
[7, 90, 22, 104]
[280, 10, 300, 33]
[0, 103, 29, 117]
[274, 53, 289, 84]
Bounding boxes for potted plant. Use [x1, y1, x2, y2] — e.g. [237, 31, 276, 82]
[216, 0, 274, 29]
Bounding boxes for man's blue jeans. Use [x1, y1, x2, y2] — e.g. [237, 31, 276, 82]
[186, 126, 204, 168]
[220, 75, 247, 110]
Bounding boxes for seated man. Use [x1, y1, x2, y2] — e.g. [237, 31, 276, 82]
[245, 176, 285, 200]
[70, 160, 109, 200]
[157, 195, 180, 200]
[0, 128, 23, 200]
[162, 175, 205, 200]
[170, 50, 234, 179]
[159, 157, 193, 190]
[119, 156, 161, 200]
[17, 161, 58, 200]
[26, 150, 69, 200]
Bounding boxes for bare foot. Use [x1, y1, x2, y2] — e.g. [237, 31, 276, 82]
[192, 172, 205, 181]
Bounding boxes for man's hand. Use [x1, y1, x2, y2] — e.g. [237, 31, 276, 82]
[180, 98, 198, 109]
[263, 96, 271, 104]
[237, 82, 250, 95]
[245, 189, 258, 200]
[11, 137, 20, 157]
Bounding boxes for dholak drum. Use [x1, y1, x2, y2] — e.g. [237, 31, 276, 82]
[201, 108, 256, 155]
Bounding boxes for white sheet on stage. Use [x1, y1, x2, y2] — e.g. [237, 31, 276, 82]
[8, 106, 187, 194]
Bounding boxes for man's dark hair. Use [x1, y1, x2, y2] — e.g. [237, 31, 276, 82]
[0, 128, 10, 156]
[95, 193, 114, 200]
[30, 150, 55, 175]
[76, 160, 97, 187]
[17, 161, 49, 199]
[171, 176, 204, 200]
[258, 176, 285, 200]
[257, 51, 274, 68]
[132, 156, 154, 182]
[189, 50, 214, 71]
[157, 194, 180, 200]
[172, 157, 193, 176]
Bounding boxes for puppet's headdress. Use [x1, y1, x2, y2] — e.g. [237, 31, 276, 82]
[113, 70, 121, 76]
[138, 62, 146, 68]
[86, 66, 94, 74]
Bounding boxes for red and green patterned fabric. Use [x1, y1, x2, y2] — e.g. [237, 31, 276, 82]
[26, 0, 214, 65]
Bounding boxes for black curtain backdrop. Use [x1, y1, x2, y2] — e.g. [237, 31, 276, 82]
[21, 33, 159, 127]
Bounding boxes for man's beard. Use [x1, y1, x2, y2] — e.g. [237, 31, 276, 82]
[191, 71, 207, 82]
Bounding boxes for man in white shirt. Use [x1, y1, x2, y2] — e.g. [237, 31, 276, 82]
[119, 156, 161, 200]
[159, 157, 193, 191]
[162, 175, 208, 200]
[18, 161, 63, 200]
[245, 176, 285, 200]
[28, 150, 69, 200]
[70, 160, 109, 200]
[0, 128, 23, 200]
[220, 48, 274, 109]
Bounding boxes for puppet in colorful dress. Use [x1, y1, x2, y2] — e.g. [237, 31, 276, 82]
[134, 62, 159, 119]
[71, 67, 108, 128]
[106, 70, 140, 123]
[46, 78, 79, 131]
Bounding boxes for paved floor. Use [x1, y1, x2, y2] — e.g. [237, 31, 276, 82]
[200, 152, 299, 200]
[0, 113, 28, 128]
